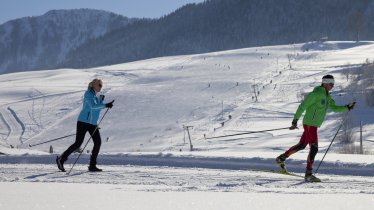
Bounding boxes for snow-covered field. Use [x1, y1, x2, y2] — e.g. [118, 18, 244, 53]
[1, 41, 374, 209]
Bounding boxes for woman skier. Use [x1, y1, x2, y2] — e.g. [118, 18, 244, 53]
[56, 79, 114, 172]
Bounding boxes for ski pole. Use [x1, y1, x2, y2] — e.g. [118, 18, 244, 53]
[67, 107, 111, 175]
[314, 113, 351, 175]
[29, 134, 76, 147]
[205, 127, 291, 140]
[314, 104, 355, 175]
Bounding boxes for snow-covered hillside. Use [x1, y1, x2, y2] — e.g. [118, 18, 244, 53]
[0, 41, 373, 209]
[1, 41, 373, 154]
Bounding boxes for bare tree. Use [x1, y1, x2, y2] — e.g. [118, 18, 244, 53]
[287, 54, 293, 69]
[338, 113, 355, 145]
[296, 90, 308, 102]
[365, 89, 374, 107]
[343, 63, 351, 82]
[338, 113, 359, 154]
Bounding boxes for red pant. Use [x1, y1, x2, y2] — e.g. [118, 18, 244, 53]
[285, 125, 318, 171]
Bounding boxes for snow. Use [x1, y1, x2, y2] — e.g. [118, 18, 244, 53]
[1, 41, 374, 209]
[3, 182, 372, 210]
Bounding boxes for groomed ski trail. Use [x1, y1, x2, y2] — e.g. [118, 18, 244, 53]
[0, 163, 373, 194]
[0, 107, 25, 147]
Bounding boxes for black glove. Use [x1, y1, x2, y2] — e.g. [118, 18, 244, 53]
[346, 102, 356, 111]
[289, 119, 298, 130]
[105, 100, 114, 109]
[100, 95, 105, 101]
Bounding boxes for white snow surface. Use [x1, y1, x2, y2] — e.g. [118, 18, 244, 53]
[1, 41, 374, 209]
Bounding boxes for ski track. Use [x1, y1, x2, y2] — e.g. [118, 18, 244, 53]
[7, 107, 25, 142]
[0, 163, 373, 194]
[1, 90, 84, 107]
[0, 111, 11, 142]
[0, 90, 85, 147]
[0, 154, 373, 194]
[0, 107, 24, 146]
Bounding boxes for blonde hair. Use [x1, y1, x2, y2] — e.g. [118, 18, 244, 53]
[87, 79, 103, 90]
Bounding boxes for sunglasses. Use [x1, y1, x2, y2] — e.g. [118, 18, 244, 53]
[97, 84, 102, 87]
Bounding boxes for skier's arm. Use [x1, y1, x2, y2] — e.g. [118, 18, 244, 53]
[85, 92, 106, 110]
[99, 94, 105, 103]
[328, 98, 349, 112]
[294, 92, 317, 120]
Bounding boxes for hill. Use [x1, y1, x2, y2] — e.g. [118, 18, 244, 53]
[3, 0, 374, 72]
[0, 9, 133, 73]
[0, 41, 373, 155]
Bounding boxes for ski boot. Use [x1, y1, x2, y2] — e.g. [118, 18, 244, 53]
[89, 156, 102, 172]
[304, 170, 321, 182]
[275, 154, 287, 173]
[88, 165, 103, 172]
[56, 156, 65, 172]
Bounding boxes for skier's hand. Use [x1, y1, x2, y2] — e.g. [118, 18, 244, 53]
[106, 100, 114, 109]
[289, 119, 298, 130]
[346, 102, 356, 111]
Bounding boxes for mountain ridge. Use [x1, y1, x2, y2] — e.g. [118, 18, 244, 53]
[2, 0, 374, 73]
[0, 8, 133, 73]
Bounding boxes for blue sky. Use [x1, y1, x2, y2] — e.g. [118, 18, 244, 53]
[0, 0, 205, 24]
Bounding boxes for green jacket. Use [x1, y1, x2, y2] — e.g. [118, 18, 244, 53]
[294, 86, 348, 127]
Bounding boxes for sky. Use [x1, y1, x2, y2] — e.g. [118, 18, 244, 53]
[0, 0, 205, 24]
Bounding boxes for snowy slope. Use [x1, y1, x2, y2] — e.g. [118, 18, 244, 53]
[1, 41, 373, 154]
[0, 41, 374, 209]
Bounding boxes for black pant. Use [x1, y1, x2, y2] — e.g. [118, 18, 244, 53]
[61, 121, 101, 165]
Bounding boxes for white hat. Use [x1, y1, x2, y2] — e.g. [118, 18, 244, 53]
[322, 78, 335, 84]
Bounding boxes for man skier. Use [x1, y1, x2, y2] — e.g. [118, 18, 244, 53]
[275, 75, 355, 182]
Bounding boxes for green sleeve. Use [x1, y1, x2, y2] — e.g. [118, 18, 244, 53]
[328, 97, 348, 112]
[294, 91, 318, 120]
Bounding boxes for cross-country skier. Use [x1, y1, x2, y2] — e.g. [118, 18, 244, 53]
[275, 75, 355, 182]
[56, 79, 114, 172]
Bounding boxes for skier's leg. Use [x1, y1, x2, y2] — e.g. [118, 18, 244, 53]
[57, 122, 88, 171]
[284, 142, 307, 157]
[304, 126, 321, 182]
[305, 140, 321, 182]
[283, 128, 308, 158]
[276, 128, 307, 172]
[60, 121, 88, 161]
[276, 141, 305, 164]
[306, 142, 318, 171]
[306, 126, 318, 172]
[88, 125, 102, 171]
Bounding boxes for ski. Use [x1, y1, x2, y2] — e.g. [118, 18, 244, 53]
[246, 169, 322, 182]
[250, 169, 304, 178]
